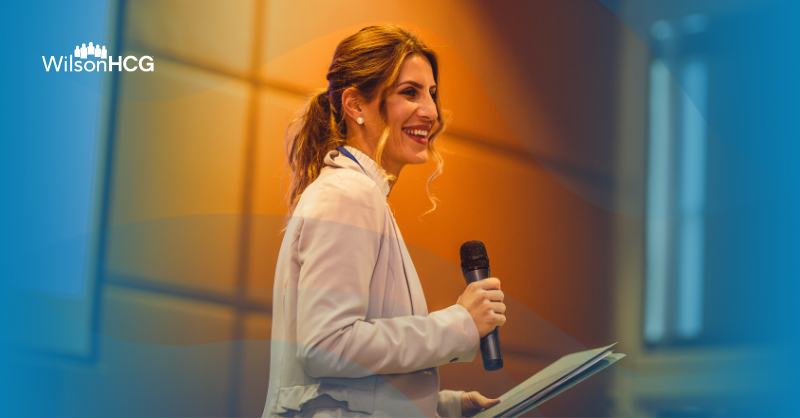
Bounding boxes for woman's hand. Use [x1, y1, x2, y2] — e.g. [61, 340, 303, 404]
[457, 278, 506, 337]
[461, 391, 501, 416]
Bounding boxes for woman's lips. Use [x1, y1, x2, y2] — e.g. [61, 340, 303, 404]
[402, 125, 431, 145]
[403, 129, 428, 145]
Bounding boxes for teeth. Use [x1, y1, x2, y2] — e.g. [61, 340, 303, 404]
[404, 128, 429, 137]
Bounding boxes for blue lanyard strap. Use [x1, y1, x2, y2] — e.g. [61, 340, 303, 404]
[336, 146, 367, 175]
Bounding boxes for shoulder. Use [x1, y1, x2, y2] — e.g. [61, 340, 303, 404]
[295, 167, 386, 232]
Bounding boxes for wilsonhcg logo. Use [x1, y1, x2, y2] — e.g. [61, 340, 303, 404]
[42, 42, 154, 72]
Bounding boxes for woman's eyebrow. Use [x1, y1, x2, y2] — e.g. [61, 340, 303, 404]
[398, 80, 437, 90]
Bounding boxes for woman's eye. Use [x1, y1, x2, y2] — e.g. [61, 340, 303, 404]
[402, 89, 416, 97]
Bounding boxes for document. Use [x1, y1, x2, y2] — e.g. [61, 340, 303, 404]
[471, 344, 625, 418]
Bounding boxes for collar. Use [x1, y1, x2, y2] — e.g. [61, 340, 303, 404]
[324, 145, 392, 198]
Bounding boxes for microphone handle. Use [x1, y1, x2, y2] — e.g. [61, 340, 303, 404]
[463, 268, 504, 371]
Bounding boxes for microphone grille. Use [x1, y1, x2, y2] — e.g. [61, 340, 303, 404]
[460, 240, 489, 271]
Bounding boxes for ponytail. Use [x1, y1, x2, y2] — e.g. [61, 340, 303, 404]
[285, 88, 344, 214]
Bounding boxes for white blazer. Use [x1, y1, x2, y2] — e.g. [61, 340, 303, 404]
[262, 146, 481, 418]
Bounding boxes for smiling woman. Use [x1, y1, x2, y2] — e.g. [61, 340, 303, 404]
[345, 53, 439, 177]
[284, 25, 448, 214]
[264, 25, 507, 418]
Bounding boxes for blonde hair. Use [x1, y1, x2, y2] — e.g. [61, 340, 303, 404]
[285, 24, 447, 215]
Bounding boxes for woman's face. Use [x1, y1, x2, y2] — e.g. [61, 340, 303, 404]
[365, 53, 439, 176]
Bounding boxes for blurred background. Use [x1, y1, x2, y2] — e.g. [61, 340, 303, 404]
[2, 0, 798, 417]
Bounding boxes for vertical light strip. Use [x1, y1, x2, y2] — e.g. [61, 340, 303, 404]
[645, 60, 672, 343]
[677, 59, 708, 338]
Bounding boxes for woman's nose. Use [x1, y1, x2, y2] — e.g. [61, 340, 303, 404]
[418, 93, 438, 121]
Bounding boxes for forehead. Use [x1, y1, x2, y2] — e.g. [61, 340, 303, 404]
[397, 53, 435, 86]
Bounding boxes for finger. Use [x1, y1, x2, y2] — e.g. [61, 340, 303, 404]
[489, 301, 506, 314]
[485, 289, 504, 302]
[474, 278, 501, 290]
[477, 395, 501, 407]
[494, 314, 507, 327]
[482, 398, 501, 407]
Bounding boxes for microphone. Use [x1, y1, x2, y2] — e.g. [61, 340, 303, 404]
[460, 240, 504, 371]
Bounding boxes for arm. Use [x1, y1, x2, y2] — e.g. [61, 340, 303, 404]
[294, 174, 480, 378]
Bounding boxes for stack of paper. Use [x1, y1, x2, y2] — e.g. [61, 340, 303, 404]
[471, 344, 625, 418]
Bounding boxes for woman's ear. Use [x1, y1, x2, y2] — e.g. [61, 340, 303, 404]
[341, 88, 363, 123]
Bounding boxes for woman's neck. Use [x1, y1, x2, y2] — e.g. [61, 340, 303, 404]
[346, 139, 403, 179]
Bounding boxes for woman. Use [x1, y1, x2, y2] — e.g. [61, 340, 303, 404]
[263, 25, 507, 418]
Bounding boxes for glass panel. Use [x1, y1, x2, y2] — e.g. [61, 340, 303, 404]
[676, 59, 708, 339]
[644, 59, 672, 344]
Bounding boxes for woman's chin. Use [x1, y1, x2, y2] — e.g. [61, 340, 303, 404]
[389, 149, 429, 169]
[410, 150, 429, 165]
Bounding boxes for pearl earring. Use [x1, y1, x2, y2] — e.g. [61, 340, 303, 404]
[357, 117, 364, 125]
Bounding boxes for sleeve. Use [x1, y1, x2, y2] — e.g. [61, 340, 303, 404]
[294, 173, 480, 379]
[437, 390, 464, 418]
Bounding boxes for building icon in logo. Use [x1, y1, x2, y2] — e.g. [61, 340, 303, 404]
[74, 43, 107, 59]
